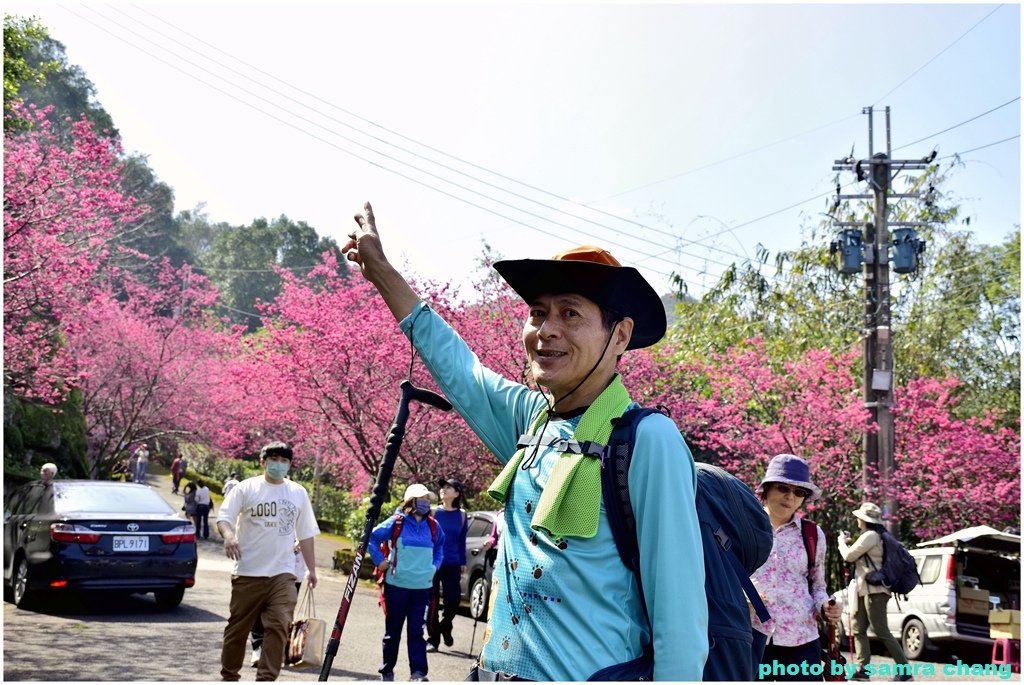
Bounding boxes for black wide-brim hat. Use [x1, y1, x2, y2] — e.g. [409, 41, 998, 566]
[493, 245, 667, 350]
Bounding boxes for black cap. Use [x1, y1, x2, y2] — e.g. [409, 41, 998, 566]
[438, 478, 464, 493]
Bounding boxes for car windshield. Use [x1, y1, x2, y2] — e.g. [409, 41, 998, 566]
[53, 484, 175, 515]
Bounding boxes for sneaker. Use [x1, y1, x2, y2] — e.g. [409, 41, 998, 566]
[426, 644, 439, 653]
[442, 629, 454, 648]
[380, 672, 394, 682]
[849, 668, 870, 682]
[410, 673, 428, 682]
[894, 675, 914, 683]
[250, 647, 261, 668]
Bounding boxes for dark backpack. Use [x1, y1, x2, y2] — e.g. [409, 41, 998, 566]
[602, 407, 774, 682]
[866, 529, 920, 596]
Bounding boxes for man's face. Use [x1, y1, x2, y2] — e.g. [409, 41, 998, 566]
[521, 293, 631, 405]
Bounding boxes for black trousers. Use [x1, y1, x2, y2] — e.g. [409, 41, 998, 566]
[427, 563, 462, 646]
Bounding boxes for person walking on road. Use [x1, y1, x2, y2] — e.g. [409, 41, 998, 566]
[170, 454, 185, 495]
[427, 477, 468, 653]
[216, 441, 319, 682]
[183, 482, 199, 529]
[134, 443, 150, 484]
[838, 502, 912, 682]
[195, 482, 212, 540]
[223, 472, 241, 497]
[369, 483, 445, 682]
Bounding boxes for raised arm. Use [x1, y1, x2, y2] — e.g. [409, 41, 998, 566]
[343, 202, 420, 322]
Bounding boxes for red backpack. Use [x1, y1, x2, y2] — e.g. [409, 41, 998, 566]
[378, 513, 438, 575]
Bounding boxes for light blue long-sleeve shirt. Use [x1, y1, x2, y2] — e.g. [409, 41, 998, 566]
[399, 301, 708, 681]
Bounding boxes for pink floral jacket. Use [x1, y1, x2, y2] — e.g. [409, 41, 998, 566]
[750, 513, 831, 646]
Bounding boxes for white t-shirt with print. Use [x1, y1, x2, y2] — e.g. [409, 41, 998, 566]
[216, 476, 320, 578]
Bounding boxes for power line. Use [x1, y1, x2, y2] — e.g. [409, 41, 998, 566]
[871, 5, 1006, 105]
[895, 97, 1020, 152]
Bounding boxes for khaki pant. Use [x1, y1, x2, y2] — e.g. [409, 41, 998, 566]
[854, 593, 909, 669]
[221, 574, 299, 681]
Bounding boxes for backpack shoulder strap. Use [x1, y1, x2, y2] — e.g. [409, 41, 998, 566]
[426, 514, 438, 541]
[800, 517, 818, 595]
[601, 406, 664, 575]
[388, 514, 404, 573]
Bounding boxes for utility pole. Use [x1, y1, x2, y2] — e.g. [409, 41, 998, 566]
[830, 106, 930, 532]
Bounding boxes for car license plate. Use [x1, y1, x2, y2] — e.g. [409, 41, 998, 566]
[113, 536, 149, 552]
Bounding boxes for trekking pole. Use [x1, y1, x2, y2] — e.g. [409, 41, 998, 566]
[318, 380, 452, 681]
[469, 615, 478, 656]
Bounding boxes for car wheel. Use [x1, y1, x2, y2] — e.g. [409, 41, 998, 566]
[901, 617, 926, 660]
[469, 575, 489, 620]
[12, 556, 36, 609]
[154, 586, 185, 610]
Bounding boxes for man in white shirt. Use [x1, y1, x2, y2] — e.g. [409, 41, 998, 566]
[195, 483, 213, 539]
[216, 442, 319, 681]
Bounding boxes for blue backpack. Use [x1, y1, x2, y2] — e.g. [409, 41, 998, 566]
[601, 407, 774, 681]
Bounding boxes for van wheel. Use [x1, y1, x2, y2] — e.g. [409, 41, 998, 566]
[469, 575, 489, 620]
[901, 617, 926, 660]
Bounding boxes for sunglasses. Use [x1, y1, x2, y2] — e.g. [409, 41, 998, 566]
[773, 483, 811, 498]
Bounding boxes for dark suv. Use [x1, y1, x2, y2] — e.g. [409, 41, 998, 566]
[459, 510, 500, 620]
[3, 480, 198, 610]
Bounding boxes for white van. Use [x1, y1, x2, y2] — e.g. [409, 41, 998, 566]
[839, 525, 1021, 659]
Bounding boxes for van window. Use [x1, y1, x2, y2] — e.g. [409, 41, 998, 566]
[918, 554, 942, 584]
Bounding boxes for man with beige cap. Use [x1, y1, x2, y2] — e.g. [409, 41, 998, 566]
[838, 502, 912, 681]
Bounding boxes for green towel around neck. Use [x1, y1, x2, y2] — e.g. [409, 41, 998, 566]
[487, 375, 632, 539]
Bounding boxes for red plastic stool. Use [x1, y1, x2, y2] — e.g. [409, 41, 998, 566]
[991, 638, 1021, 673]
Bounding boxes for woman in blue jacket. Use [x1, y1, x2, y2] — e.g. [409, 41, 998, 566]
[369, 483, 446, 682]
[427, 477, 469, 652]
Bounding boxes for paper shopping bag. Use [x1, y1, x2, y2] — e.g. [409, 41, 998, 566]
[286, 585, 326, 669]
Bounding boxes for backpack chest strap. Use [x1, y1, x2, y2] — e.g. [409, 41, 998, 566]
[515, 434, 604, 458]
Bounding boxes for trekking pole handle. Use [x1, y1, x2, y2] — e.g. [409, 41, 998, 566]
[318, 380, 451, 681]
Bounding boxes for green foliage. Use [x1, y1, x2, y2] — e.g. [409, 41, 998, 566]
[3, 14, 58, 129]
[199, 215, 348, 331]
[667, 164, 1020, 424]
[343, 495, 396, 543]
[7, 16, 115, 135]
[2, 391, 87, 479]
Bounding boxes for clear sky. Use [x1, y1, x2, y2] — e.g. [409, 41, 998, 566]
[11, 2, 1021, 299]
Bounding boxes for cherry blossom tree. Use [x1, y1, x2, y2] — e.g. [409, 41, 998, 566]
[4, 104, 146, 403]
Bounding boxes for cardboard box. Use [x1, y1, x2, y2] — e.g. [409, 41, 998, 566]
[990, 610, 1022, 639]
[958, 587, 991, 616]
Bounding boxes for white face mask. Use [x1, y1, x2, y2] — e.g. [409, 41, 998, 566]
[265, 461, 290, 480]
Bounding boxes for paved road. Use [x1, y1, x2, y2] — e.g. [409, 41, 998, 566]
[3, 473, 1011, 681]
[2, 473, 485, 682]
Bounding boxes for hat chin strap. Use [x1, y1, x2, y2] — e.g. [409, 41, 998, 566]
[549, 321, 619, 412]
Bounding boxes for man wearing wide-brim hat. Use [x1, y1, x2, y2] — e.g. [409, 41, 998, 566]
[838, 502, 912, 681]
[345, 203, 707, 681]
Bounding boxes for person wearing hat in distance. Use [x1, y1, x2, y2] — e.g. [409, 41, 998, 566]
[838, 503, 912, 682]
[344, 202, 707, 681]
[426, 478, 469, 652]
[368, 483, 447, 682]
[751, 454, 842, 681]
[215, 441, 319, 682]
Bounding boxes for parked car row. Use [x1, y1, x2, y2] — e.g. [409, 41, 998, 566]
[3, 480, 198, 610]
